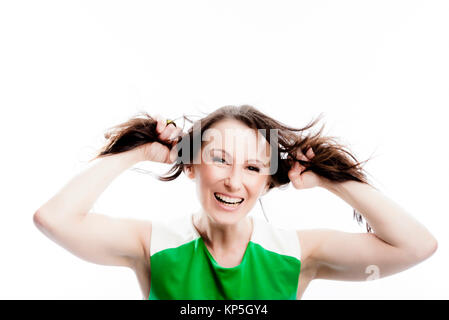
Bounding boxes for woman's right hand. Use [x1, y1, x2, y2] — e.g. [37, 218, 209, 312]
[140, 114, 184, 164]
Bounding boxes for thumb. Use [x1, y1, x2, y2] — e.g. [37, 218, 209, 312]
[168, 145, 178, 163]
[288, 162, 302, 182]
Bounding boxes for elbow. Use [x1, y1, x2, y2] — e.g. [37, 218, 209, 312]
[33, 209, 54, 233]
[33, 209, 47, 230]
[415, 237, 438, 261]
[33, 209, 82, 235]
[33, 209, 59, 240]
[425, 237, 438, 258]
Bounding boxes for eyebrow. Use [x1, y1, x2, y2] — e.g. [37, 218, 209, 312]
[210, 148, 270, 167]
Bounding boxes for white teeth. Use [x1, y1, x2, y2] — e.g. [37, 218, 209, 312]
[215, 193, 243, 204]
[218, 199, 240, 207]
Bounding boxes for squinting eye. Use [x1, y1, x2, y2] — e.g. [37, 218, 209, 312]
[248, 166, 260, 172]
[212, 157, 226, 164]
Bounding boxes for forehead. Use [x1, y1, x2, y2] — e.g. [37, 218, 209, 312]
[202, 119, 271, 160]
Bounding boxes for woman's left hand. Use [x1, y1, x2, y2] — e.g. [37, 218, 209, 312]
[288, 147, 322, 190]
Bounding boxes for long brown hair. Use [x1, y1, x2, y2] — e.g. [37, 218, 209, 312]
[91, 105, 377, 233]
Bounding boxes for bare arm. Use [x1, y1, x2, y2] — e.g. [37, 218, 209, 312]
[301, 179, 438, 281]
[33, 148, 149, 268]
[33, 114, 182, 269]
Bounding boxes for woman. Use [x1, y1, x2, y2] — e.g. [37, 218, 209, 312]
[33, 105, 438, 300]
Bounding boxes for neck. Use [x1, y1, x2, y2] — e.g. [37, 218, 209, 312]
[194, 209, 253, 253]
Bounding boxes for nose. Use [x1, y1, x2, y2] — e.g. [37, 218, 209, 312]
[224, 165, 243, 191]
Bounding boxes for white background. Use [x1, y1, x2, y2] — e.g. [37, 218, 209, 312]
[0, 0, 448, 299]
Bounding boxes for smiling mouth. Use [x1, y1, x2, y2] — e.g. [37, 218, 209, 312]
[214, 193, 244, 205]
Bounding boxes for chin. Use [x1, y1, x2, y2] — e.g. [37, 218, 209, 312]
[210, 211, 245, 225]
[205, 202, 248, 225]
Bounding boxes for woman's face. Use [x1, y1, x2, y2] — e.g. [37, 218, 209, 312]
[185, 119, 272, 225]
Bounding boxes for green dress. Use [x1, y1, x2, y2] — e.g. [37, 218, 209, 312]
[148, 210, 302, 300]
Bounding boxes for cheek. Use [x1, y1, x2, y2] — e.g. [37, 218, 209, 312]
[257, 177, 270, 193]
[247, 179, 267, 195]
[196, 166, 223, 192]
[201, 166, 221, 181]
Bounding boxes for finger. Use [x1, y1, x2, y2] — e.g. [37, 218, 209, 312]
[289, 172, 302, 188]
[288, 162, 302, 179]
[288, 165, 299, 181]
[155, 114, 167, 134]
[295, 149, 308, 162]
[169, 127, 183, 142]
[296, 161, 306, 173]
[306, 147, 315, 159]
[159, 123, 178, 140]
[168, 145, 179, 163]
